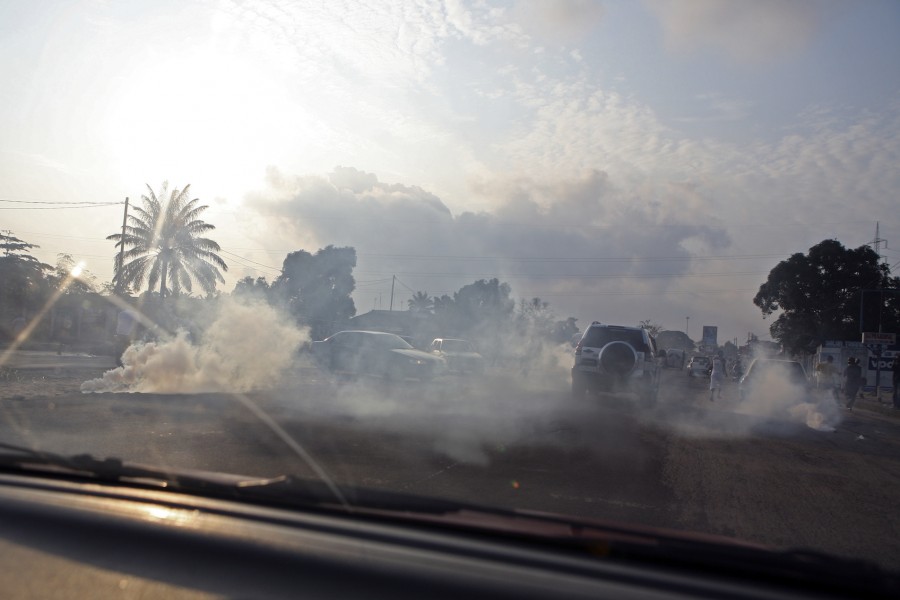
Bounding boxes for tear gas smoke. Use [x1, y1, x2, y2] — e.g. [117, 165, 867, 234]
[736, 368, 842, 433]
[81, 299, 309, 393]
[278, 338, 577, 465]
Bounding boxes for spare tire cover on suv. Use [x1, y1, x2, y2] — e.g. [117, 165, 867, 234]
[598, 341, 637, 375]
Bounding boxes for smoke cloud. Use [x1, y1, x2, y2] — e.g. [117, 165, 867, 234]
[738, 369, 841, 433]
[646, 0, 833, 65]
[82, 299, 309, 394]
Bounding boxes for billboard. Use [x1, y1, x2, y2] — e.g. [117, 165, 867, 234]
[701, 326, 718, 349]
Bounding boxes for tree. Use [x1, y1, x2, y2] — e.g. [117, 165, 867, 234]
[638, 319, 664, 338]
[656, 330, 695, 351]
[407, 291, 433, 314]
[232, 276, 270, 302]
[50, 254, 98, 295]
[517, 297, 553, 336]
[0, 231, 52, 340]
[550, 317, 579, 344]
[271, 246, 357, 339]
[107, 182, 227, 298]
[450, 278, 515, 335]
[1, 231, 40, 257]
[753, 239, 900, 355]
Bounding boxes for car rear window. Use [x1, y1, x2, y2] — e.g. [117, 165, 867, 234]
[582, 328, 649, 353]
[746, 361, 807, 383]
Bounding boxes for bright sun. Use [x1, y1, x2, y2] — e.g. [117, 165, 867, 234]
[102, 45, 311, 202]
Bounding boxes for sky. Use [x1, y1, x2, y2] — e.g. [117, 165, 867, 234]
[1, 0, 899, 345]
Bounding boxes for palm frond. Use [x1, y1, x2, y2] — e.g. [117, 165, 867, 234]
[109, 182, 227, 296]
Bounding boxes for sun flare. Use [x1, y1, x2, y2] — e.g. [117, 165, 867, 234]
[102, 45, 310, 201]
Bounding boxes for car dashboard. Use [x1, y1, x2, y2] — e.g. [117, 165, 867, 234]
[0, 471, 890, 599]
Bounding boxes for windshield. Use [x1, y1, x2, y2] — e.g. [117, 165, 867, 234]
[368, 334, 415, 350]
[2, 0, 900, 586]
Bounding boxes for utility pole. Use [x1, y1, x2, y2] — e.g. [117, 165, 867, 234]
[874, 221, 885, 260]
[115, 197, 129, 295]
[685, 316, 690, 337]
[389, 275, 396, 311]
[873, 221, 887, 399]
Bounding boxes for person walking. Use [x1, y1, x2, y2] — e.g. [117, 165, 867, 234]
[815, 354, 839, 401]
[709, 355, 725, 402]
[843, 357, 864, 410]
[892, 355, 900, 410]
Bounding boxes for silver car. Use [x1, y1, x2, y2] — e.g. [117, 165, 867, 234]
[312, 331, 445, 381]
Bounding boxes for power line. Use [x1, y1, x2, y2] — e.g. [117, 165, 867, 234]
[218, 248, 281, 272]
[0, 198, 124, 206]
[393, 277, 417, 294]
[0, 203, 123, 210]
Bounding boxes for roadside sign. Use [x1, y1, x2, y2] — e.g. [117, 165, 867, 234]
[862, 332, 896, 345]
[701, 326, 717, 348]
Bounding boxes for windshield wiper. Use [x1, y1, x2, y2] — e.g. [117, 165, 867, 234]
[0, 443, 896, 596]
[0, 441, 249, 490]
[210, 474, 900, 597]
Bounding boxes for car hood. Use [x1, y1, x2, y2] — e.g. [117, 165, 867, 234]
[441, 351, 483, 359]
[389, 348, 444, 363]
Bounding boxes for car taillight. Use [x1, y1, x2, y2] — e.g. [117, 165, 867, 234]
[575, 341, 583, 355]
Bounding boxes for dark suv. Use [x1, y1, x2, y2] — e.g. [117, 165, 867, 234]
[571, 322, 662, 404]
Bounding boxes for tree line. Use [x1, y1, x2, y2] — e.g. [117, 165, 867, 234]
[3, 181, 895, 357]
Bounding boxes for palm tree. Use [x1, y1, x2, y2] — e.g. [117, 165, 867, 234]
[407, 291, 433, 314]
[108, 182, 227, 298]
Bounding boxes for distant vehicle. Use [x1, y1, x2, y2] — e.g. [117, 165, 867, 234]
[570, 331, 582, 347]
[664, 348, 686, 369]
[739, 359, 811, 403]
[311, 330, 444, 380]
[687, 356, 711, 378]
[571, 322, 662, 405]
[430, 338, 485, 374]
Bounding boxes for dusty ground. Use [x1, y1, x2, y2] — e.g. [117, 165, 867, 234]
[1, 350, 116, 399]
[1, 367, 110, 399]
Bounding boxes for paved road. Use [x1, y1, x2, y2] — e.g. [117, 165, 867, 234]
[1, 350, 116, 370]
[1, 365, 899, 571]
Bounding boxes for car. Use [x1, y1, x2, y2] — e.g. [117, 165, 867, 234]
[739, 358, 812, 403]
[571, 322, 662, 404]
[311, 330, 444, 381]
[663, 347, 686, 369]
[430, 338, 485, 374]
[687, 355, 712, 378]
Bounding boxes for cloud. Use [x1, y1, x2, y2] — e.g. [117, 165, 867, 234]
[511, 0, 606, 44]
[674, 93, 754, 123]
[646, 0, 834, 65]
[246, 166, 732, 329]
